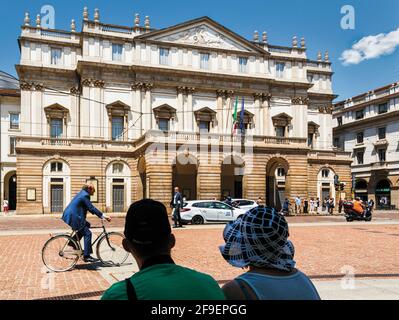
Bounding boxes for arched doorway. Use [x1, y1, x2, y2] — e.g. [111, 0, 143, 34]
[172, 154, 198, 200]
[354, 179, 368, 202]
[266, 158, 289, 211]
[221, 155, 245, 199]
[138, 157, 147, 199]
[375, 179, 391, 209]
[4, 171, 17, 211]
[317, 167, 336, 212]
[43, 159, 71, 213]
[106, 161, 131, 212]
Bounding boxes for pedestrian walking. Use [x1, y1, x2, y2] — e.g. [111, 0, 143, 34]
[309, 198, 315, 214]
[304, 198, 309, 214]
[295, 196, 301, 214]
[3, 199, 9, 215]
[316, 198, 321, 214]
[338, 199, 344, 214]
[171, 187, 184, 228]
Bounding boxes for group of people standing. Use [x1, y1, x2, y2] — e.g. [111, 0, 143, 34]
[283, 196, 337, 215]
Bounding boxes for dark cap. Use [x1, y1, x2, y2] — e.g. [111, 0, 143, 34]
[124, 199, 171, 245]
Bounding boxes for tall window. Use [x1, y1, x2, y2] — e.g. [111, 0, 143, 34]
[275, 126, 285, 137]
[378, 127, 386, 140]
[10, 113, 20, 130]
[378, 103, 388, 114]
[334, 137, 340, 148]
[276, 62, 285, 78]
[112, 44, 123, 61]
[9, 137, 17, 155]
[51, 48, 62, 65]
[337, 116, 343, 126]
[355, 109, 364, 120]
[378, 149, 386, 162]
[239, 57, 248, 73]
[200, 53, 210, 70]
[356, 151, 364, 165]
[356, 132, 364, 144]
[308, 133, 314, 147]
[159, 48, 170, 65]
[50, 162, 63, 172]
[199, 121, 210, 133]
[50, 119, 63, 138]
[112, 117, 124, 141]
[158, 118, 170, 131]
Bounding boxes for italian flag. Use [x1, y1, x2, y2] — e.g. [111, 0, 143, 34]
[232, 96, 238, 134]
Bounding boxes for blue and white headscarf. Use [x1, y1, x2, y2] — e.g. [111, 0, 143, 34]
[219, 206, 296, 272]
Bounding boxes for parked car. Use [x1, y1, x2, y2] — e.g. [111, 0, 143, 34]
[178, 200, 248, 225]
[231, 199, 258, 210]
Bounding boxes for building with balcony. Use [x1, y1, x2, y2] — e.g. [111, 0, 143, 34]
[15, 8, 351, 214]
[333, 82, 399, 209]
[0, 72, 20, 212]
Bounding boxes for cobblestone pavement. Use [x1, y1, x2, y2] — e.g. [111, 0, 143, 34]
[0, 214, 398, 300]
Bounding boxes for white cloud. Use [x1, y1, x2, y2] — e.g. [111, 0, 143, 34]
[340, 27, 399, 65]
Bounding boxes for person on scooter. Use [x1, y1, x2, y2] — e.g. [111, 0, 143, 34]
[353, 197, 365, 216]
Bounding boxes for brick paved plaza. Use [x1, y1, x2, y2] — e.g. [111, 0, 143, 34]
[0, 212, 398, 300]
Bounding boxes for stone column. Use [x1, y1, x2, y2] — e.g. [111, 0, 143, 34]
[216, 90, 225, 134]
[262, 94, 272, 136]
[146, 161, 173, 211]
[176, 87, 185, 132]
[253, 93, 262, 136]
[225, 90, 234, 134]
[132, 82, 143, 138]
[143, 83, 153, 131]
[81, 79, 91, 138]
[186, 87, 195, 131]
[291, 96, 308, 139]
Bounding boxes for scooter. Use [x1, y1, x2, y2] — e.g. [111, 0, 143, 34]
[343, 202, 372, 222]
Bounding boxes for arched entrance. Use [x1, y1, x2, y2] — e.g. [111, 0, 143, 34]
[375, 179, 391, 209]
[266, 158, 289, 211]
[221, 155, 245, 199]
[105, 161, 131, 212]
[317, 167, 336, 212]
[4, 171, 17, 211]
[172, 154, 198, 200]
[137, 157, 147, 199]
[354, 179, 368, 202]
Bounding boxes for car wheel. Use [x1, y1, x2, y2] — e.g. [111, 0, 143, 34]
[192, 215, 204, 225]
[346, 218, 353, 222]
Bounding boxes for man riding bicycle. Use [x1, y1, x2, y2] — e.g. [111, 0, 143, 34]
[62, 184, 111, 263]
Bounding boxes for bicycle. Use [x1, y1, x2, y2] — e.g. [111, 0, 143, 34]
[42, 220, 129, 272]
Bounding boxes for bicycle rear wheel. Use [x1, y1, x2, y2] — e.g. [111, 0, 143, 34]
[96, 232, 129, 266]
[42, 235, 81, 272]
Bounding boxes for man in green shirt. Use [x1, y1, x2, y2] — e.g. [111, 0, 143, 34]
[101, 199, 225, 300]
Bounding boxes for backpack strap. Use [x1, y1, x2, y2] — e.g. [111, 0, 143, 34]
[125, 278, 137, 301]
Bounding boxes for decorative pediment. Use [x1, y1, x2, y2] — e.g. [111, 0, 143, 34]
[238, 110, 254, 124]
[194, 107, 217, 122]
[272, 113, 292, 126]
[44, 103, 69, 120]
[153, 104, 177, 120]
[106, 100, 130, 117]
[308, 121, 320, 134]
[136, 17, 267, 54]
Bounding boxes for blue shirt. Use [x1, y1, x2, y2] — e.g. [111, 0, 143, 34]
[237, 270, 320, 300]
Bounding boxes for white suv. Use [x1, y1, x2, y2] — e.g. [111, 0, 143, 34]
[231, 199, 258, 211]
[178, 200, 248, 225]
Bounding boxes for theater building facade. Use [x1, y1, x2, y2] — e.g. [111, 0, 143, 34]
[15, 9, 351, 214]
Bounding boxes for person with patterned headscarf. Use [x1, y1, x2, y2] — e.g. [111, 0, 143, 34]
[219, 206, 320, 300]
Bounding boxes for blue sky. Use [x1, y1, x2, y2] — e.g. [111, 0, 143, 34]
[0, 0, 398, 101]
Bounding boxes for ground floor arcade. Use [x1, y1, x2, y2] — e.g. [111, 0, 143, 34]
[15, 143, 352, 214]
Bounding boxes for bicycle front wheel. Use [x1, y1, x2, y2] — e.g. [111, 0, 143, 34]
[42, 235, 81, 272]
[96, 232, 129, 266]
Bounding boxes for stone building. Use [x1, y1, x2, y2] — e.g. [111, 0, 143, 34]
[0, 72, 20, 212]
[333, 82, 399, 209]
[15, 8, 351, 214]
